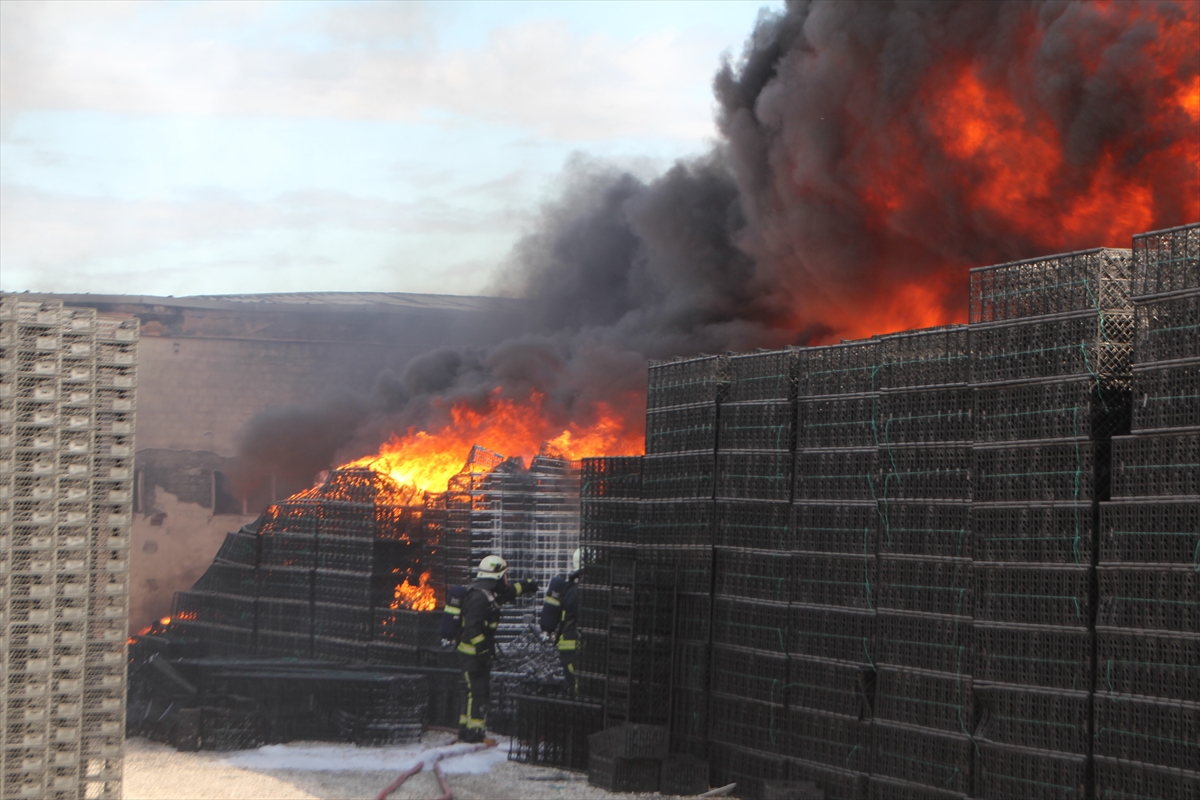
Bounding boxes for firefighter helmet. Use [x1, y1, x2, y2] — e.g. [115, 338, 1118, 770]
[477, 555, 509, 580]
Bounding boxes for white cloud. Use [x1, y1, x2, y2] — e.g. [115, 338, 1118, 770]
[1, 0, 720, 140]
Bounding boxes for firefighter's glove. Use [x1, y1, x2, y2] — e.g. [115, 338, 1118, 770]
[441, 639, 454, 649]
[516, 579, 539, 595]
[539, 631, 555, 645]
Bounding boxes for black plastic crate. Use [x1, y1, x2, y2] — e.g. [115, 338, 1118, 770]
[1095, 628, 1200, 702]
[877, 501, 970, 559]
[797, 396, 877, 448]
[313, 636, 369, 663]
[259, 533, 317, 569]
[713, 548, 792, 604]
[1110, 429, 1200, 498]
[1094, 693, 1199, 768]
[639, 545, 712, 594]
[1132, 360, 1200, 431]
[712, 597, 790, 654]
[782, 707, 872, 771]
[587, 752, 660, 792]
[636, 499, 713, 546]
[867, 776, 968, 800]
[786, 654, 875, 719]
[708, 742, 788, 800]
[793, 501, 879, 555]
[972, 440, 1106, 503]
[877, 444, 971, 502]
[1096, 565, 1198, 632]
[509, 695, 603, 770]
[1131, 222, 1200, 298]
[718, 400, 796, 451]
[797, 340, 878, 397]
[589, 723, 669, 758]
[876, 386, 972, 444]
[191, 562, 257, 596]
[795, 448, 878, 502]
[580, 456, 643, 499]
[727, 349, 798, 403]
[973, 376, 1131, 443]
[716, 450, 794, 501]
[640, 453, 716, 500]
[660, 754, 710, 796]
[791, 553, 876, 610]
[709, 645, 789, 704]
[788, 605, 876, 664]
[874, 611, 972, 675]
[707, 693, 787, 754]
[212, 531, 259, 566]
[258, 597, 313, 634]
[669, 687, 710, 745]
[672, 639, 711, 692]
[972, 623, 1091, 691]
[971, 247, 1132, 323]
[255, 565, 311, 602]
[874, 666, 972, 733]
[971, 502, 1094, 565]
[785, 758, 869, 800]
[717, 499, 793, 550]
[171, 591, 255, 629]
[312, 569, 372, 607]
[1134, 290, 1200, 362]
[646, 403, 718, 454]
[647, 354, 729, 409]
[883, 556, 974, 618]
[313, 535, 375, 572]
[870, 721, 973, 796]
[763, 779, 826, 800]
[973, 741, 1088, 800]
[969, 311, 1134, 384]
[255, 630, 311, 658]
[313, 603, 372, 641]
[973, 684, 1091, 754]
[1094, 755, 1200, 800]
[877, 325, 970, 390]
[974, 564, 1092, 628]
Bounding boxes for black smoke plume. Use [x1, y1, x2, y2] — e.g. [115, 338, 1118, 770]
[235, 0, 1199, 489]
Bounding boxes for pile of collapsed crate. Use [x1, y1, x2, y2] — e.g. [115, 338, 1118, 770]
[1093, 224, 1199, 799]
[968, 247, 1136, 798]
[1, 295, 137, 800]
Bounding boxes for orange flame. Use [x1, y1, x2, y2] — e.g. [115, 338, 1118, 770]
[391, 570, 437, 611]
[344, 388, 644, 495]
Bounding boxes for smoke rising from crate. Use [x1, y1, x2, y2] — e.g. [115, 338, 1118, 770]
[233, 0, 1198, 507]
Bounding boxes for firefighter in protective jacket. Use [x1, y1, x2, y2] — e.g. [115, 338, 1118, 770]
[540, 548, 582, 696]
[451, 555, 537, 742]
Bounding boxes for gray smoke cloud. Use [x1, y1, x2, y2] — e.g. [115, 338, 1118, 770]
[235, 0, 1198, 487]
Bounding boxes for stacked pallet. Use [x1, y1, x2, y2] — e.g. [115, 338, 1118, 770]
[1, 296, 137, 800]
[640, 354, 728, 756]
[706, 349, 797, 796]
[1094, 223, 1199, 799]
[968, 248, 1135, 799]
[870, 326, 974, 799]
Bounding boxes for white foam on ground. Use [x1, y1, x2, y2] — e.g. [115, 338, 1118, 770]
[221, 738, 511, 775]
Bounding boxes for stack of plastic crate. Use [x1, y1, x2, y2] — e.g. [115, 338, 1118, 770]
[1093, 223, 1199, 799]
[639, 354, 728, 757]
[599, 558, 675, 729]
[786, 339, 879, 798]
[871, 325, 974, 799]
[969, 248, 1134, 800]
[577, 457, 642, 705]
[1, 295, 136, 800]
[706, 349, 797, 796]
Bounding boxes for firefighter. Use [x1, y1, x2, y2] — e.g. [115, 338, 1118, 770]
[540, 547, 582, 696]
[453, 555, 537, 743]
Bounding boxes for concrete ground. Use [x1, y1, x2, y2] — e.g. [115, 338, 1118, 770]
[123, 735, 704, 800]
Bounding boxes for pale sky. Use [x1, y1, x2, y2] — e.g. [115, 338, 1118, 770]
[0, 0, 780, 297]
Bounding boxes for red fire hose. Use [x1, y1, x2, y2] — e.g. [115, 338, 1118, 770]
[375, 740, 496, 800]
